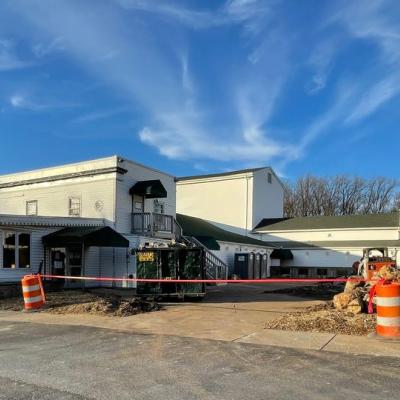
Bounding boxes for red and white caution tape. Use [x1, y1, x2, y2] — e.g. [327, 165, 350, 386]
[39, 274, 366, 284]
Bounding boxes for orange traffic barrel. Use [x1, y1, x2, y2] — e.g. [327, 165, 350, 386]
[376, 281, 400, 338]
[21, 275, 45, 310]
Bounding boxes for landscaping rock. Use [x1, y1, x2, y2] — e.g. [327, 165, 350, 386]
[333, 292, 353, 310]
[344, 276, 363, 293]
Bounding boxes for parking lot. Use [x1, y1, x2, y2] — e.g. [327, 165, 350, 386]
[1, 320, 400, 400]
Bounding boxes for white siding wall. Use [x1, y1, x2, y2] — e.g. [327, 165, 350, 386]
[115, 160, 176, 234]
[177, 169, 283, 236]
[177, 176, 250, 235]
[83, 246, 101, 288]
[0, 174, 117, 223]
[260, 228, 399, 242]
[211, 241, 270, 269]
[252, 169, 284, 227]
[281, 246, 400, 270]
[0, 227, 58, 283]
[282, 248, 363, 268]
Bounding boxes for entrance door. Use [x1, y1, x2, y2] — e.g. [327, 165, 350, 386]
[50, 246, 82, 288]
[65, 246, 83, 288]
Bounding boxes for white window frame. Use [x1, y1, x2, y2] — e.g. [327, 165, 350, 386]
[68, 197, 81, 217]
[26, 200, 38, 216]
[1, 231, 31, 269]
[153, 199, 165, 214]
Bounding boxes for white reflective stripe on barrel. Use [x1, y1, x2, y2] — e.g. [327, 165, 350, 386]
[24, 295, 43, 304]
[376, 297, 400, 307]
[377, 316, 400, 327]
[22, 284, 40, 293]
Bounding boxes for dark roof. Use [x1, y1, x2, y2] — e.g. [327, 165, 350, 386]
[270, 249, 293, 260]
[254, 212, 400, 232]
[269, 239, 400, 249]
[176, 167, 267, 181]
[42, 226, 129, 248]
[254, 218, 289, 230]
[129, 180, 167, 198]
[176, 213, 274, 248]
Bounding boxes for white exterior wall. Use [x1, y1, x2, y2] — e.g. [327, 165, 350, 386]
[0, 156, 120, 224]
[0, 227, 58, 283]
[176, 168, 283, 236]
[177, 174, 250, 235]
[283, 248, 363, 268]
[0, 174, 117, 223]
[252, 169, 284, 227]
[115, 159, 176, 234]
[260, 227, 399, 242]
[211, 241, 270, 270]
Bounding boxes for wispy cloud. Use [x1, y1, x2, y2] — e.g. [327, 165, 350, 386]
[332, 0, 400, 121]
[5, 0, 400, 173]
[70, 107, 129, 124]
[32, 36, 65, 58]
[306, 36, 341, 95]
[116, 0, 270, 31]
[0, 39, 31, 71]
[9, 92, 78, 111]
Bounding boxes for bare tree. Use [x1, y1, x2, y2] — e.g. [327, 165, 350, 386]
[284, 175, 399, 217]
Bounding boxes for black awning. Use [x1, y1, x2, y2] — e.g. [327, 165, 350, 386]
[129, 180, 167, 198]
[270, 249, 293, 260]
[42, 226, 129, 248]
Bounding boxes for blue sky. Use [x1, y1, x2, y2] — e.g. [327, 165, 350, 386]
[0, 0, 400, 180]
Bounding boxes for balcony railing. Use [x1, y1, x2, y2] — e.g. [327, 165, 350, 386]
[131, 212, 182, 238]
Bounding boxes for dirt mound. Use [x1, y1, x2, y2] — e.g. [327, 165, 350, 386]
[49, 296, 161, 317]
[264, 302, 376, 336]
[0, 290, 161, 317]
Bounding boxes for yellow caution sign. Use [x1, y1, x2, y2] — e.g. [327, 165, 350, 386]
[138, 252, 155, 262]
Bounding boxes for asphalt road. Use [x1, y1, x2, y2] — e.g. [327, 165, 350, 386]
[0, 321, 398, 400]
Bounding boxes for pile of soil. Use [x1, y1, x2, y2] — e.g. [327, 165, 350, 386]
[264, 283, 344, 300]
[0, 290, 161, 317]
[264, 302, 376, 336]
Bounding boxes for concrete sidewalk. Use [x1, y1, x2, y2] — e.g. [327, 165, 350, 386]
[2, 284, 398, 358]
[1, 307, 399, 358]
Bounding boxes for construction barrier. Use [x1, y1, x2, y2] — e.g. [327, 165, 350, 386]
[39, 274, 364, 284]
[21, 274, 45, 311]
[376, 281, 400, 338]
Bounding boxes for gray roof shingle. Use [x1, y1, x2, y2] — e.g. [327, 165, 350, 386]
[254, 212, 400, 232]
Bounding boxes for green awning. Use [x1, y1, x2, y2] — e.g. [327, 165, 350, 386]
[270, 249, 293, 260]
[195, 236, 220, 250]
[129, 180, 167, 198]
[42, 226, 129, 248]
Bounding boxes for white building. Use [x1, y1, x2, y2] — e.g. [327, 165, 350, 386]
[176, 213, 276, 276]
[253, 213, 400, 277]
[0, 156, 180, 284]
[176, 167, 284, 236]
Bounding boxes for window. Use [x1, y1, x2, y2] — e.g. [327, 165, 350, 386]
[3, 233, 16, 268]
[19, 233, 31, 268]
[69, 197, 81, 216]
[2, 232, 30, 268]
[153, 199, 165, 214]
[298, 267, 309, 276]
[26, 200, 38, 216]
[317, 268, 328, 276]
[267, 172, 272, 183]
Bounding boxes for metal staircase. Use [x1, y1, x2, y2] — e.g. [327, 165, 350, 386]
[183, 236, 228, 281]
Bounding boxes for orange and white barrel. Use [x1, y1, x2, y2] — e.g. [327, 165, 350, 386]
[376, 281, 400, 338]
[21, 275, 45, 310]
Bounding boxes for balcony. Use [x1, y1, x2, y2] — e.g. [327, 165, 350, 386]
[131, 212, 182, 239]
